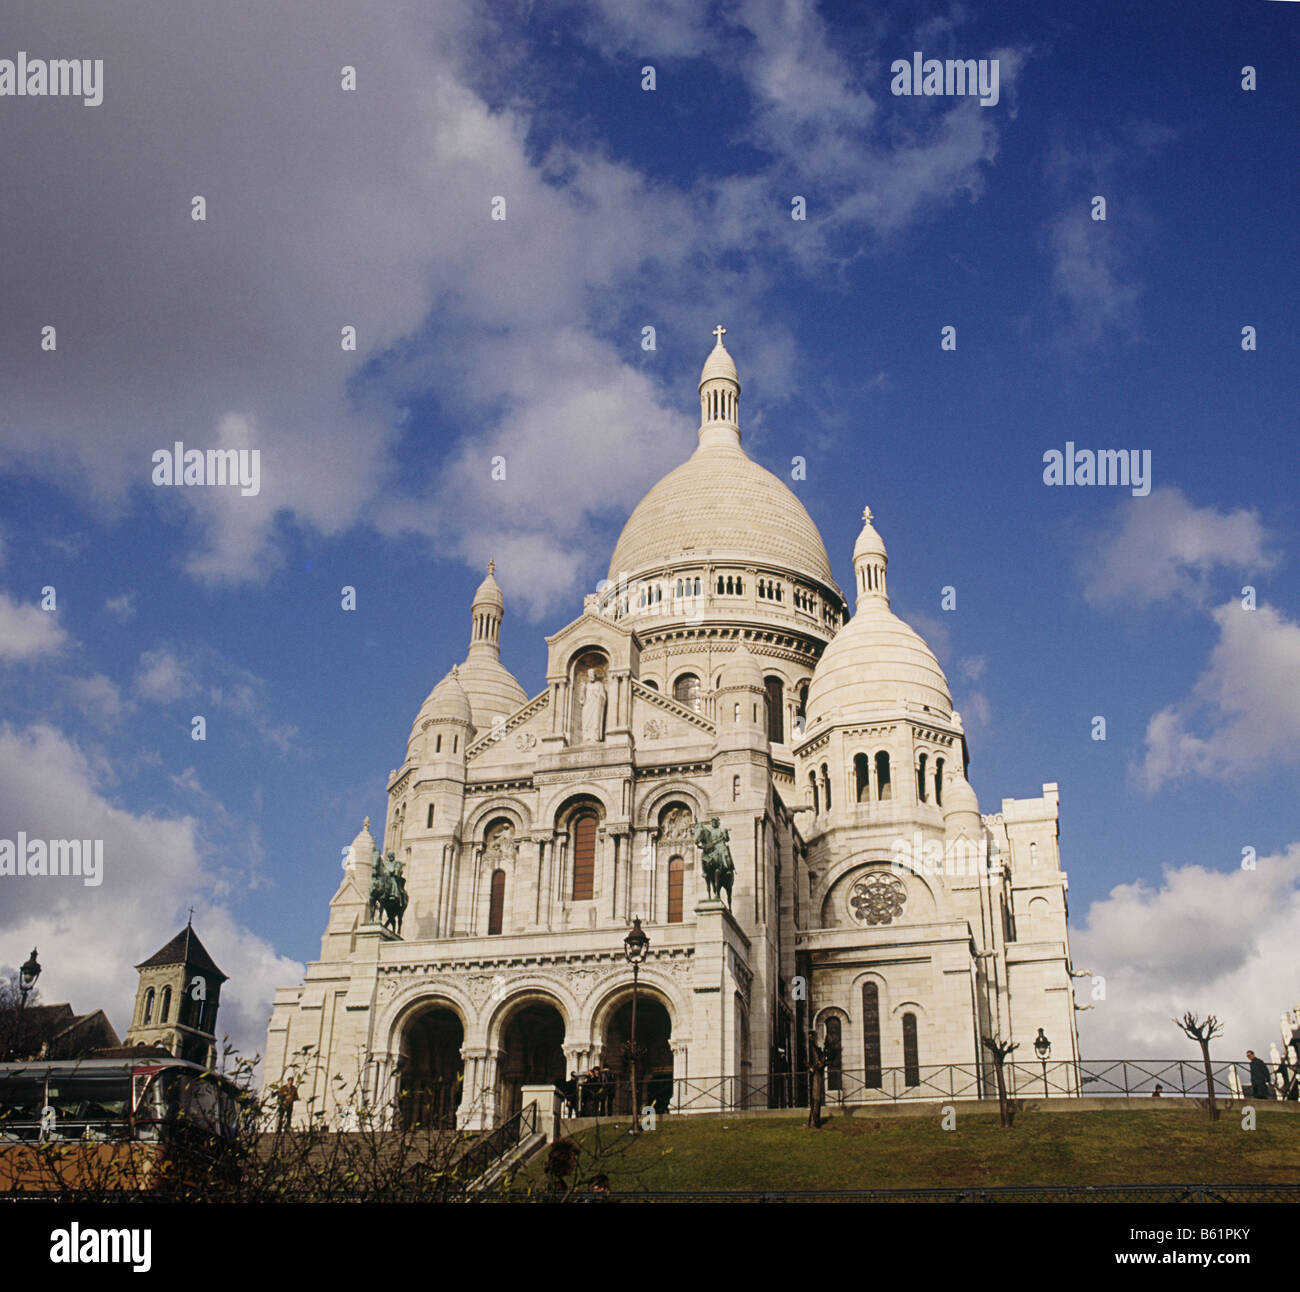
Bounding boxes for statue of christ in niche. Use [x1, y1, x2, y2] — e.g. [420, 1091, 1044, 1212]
[581, 668, 607, 743]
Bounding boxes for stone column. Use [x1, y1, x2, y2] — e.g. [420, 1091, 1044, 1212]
[554, 834, 569, 913]
[646, 829, 660, 923]
[469, 844, 484, 935]
[597, 827, 611, 917]
[670, 1039, 691, 1116]
[531, 837, 545, 927]
[458, 1045, 497, 1131]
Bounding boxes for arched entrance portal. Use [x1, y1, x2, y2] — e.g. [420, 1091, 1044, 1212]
[497, 1000, 566, 1122]
[399, 1006, 464, 1130]
[601, 996, 673, 1115]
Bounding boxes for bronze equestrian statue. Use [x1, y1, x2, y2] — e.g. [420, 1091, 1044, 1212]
[369, 850, 409, 935]
[693, 816, 735, 908]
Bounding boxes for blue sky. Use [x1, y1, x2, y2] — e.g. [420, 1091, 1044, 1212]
[1, 0, 1297, 1063]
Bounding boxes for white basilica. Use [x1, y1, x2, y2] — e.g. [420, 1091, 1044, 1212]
[264, 331, 1081, 1129]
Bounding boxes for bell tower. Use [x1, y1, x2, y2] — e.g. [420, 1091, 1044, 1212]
[123, 918, 228, 1068]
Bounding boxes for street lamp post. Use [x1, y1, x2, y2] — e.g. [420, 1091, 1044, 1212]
[6, 948, 41, 1062]
[18, 948, 40, 1007]
[623, 917, 650, 1134]
[1034, 1028, 1052, 1098]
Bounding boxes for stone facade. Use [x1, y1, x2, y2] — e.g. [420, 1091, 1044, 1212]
[264, 332, 1081, 1129]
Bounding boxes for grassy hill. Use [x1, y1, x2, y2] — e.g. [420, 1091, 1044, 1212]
[516, 1104, 1300, 1192]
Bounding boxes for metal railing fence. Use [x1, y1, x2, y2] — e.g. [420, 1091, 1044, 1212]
[559, 1058, 1273, 1117]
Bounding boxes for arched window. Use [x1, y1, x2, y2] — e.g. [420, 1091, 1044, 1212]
[143, 987, 155, 1025]
[676, 579, 683, 598]
[735, 577, 743, 594]
[717, 576, 725, 594]
[488, 868, 506, 935]
[809, 770, 819, 815]
[426, 804, 435, 828]
[693, 577, 701, 596]
[673, 673, 701, 711]
[643, 678, 659, 691]
[875, 751, 892, 800]
[667, 856, 684, 923]
[572, 813, 597, 902]
[917, 753, 928, 802]
[764, 677, 784, 743]
[854, 753, 870, 802]
[435, 733, 442, 754]
[160, 986, 172, 1024]
[821, 763, 832, 811]
[726, 576, 734, 594]
[824, 1016, 843, 1091]
[934, 758, 944, 807]
[902, 1013, 920, 1087]
[795, 682, 808, 734]
[863, 983, 882, 1086]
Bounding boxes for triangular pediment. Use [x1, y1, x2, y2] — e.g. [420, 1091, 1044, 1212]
[631, 679, 715, 749]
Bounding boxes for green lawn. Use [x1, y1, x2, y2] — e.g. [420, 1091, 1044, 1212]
[517, 1106, 1300, 1192]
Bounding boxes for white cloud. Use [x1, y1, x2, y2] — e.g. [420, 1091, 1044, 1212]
[68, 674, 129, 727]
[1042, 124, 1173, 345]
[1073, 844, 1300, 1062]
[0, 722, 300, 1064]
[134, 647, 194, 703]
[1049, 209, 1140, 340]
[0, 1, 1027, 611]
[0, 593, 67, 662]
[1083, 488, 1278, 610]
[1138, 600, 1300, 790]
[104, 593, 137, 621]
[132, 643, 298, 753]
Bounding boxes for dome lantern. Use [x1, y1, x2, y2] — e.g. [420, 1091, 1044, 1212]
[454, 560, 528, 727]
[853, 505, 889, 607]
[469, 558, 505, 655]
[698, 324, 742, 450]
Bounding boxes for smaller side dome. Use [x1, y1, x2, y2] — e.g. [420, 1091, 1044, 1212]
[345, 817, 379, 874]
[719, 642, 765, 690]
[428, 667, 474, 726]
[943, 771, 982, 827]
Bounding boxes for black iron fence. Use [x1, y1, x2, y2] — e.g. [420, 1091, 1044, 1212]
[450, 1100, 537, 1185]
[564, 1059, 1274, 1117]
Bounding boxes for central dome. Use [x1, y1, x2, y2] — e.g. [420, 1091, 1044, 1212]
[608, 331, 834, 588]
[608, 440, 835, 586]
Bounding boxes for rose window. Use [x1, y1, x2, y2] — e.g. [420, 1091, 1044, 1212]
[849, 872, 907, 926]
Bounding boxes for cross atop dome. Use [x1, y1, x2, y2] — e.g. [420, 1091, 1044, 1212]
[488, 558, 495, 575]
[712, 324, 727, 346]
[862, 506, 873, 524]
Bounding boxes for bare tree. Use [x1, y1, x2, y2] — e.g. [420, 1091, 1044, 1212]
[1174, 1012, 1224, 1121]
[981, 1035, 1019, 1127]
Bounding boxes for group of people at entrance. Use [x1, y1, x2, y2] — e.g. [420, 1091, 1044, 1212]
[565, 1068, 615, 1117]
